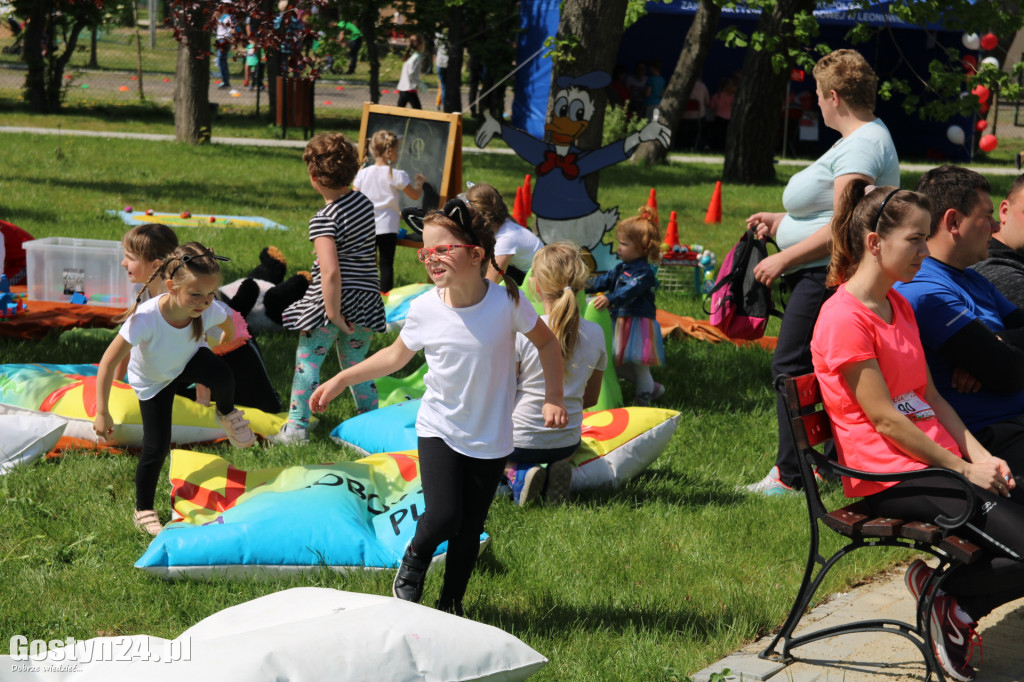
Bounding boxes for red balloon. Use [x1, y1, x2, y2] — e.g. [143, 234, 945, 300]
[976, 119, 988, 131]
[980, 101, 991, 114]
[981, 33, 999, 51]
[962, 54, 978, 73]
[972, 84, 991, 103]
[979, 134, 998, 152]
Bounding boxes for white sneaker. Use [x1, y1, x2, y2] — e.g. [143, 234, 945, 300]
[740, 466, 796, 496]
[216, 409, 256, 448]
[269, 422, 309, 445]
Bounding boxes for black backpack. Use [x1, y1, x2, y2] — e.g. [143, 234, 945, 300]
[704, 228, 783, 340]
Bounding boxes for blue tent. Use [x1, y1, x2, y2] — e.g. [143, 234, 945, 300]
[513, 1, 974, 161]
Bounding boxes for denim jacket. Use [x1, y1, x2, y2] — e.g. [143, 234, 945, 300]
[585, 258, 657, 319]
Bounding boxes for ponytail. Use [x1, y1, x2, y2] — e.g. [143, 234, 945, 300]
[531, 242, 590, 369]
[828, 179, 872, 287]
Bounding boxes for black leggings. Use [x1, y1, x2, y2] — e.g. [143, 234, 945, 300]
[396, 90, 421, 109]
[411, 437, 506, 604]
[136, 347, 236, 510]
[376, 233, 397, 293]
[866, 474, 1024, 620]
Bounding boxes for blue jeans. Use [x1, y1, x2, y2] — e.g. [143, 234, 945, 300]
[216, 44, 231, 86]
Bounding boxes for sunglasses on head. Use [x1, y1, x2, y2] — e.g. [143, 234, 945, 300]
[416, 244, 477, 263]
[168, 253, 231, 279]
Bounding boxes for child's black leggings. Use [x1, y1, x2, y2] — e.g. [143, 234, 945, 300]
[136, 347, 236, 510]
[411, 437, 506, 604]
[376, 233, 397, 293]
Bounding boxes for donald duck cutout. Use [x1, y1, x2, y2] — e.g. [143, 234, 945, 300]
[475, 70, 671, 271]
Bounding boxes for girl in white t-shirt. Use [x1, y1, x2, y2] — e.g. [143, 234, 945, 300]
[310, 199, 568, 616]
[94, 242, 256, 536]
[395, 33, 425, 109]
[354, 129, 424, 292]
[466, 182, 543, 285]
[506, 242, 607, 506]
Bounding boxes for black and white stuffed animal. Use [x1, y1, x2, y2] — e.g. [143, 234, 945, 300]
[219, 246, 311, 332]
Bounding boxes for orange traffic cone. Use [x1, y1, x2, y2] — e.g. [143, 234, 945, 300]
[664, 210, 680, 249]
[513, 186, 526, 226]
[704, 181, 722, 224]
[646, 188, 659, 227]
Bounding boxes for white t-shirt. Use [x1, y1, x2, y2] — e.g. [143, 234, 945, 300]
[119, 295, 228, 401]
[513, 316, 607, 449]
[354, 165, 411, 235]
[494, 218, 543, 272]
[400, 282, 539, 459]
[216, 13, 233, 42]
[397, 52, 422, 92]
[776, 118, 900, 272]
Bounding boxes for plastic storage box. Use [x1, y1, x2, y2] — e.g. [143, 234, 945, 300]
[24, 237, 132, 307]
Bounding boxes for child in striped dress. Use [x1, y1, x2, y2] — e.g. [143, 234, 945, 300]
[271, 132, 387, 444]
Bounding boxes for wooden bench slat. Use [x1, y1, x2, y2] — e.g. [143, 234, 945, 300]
[862, 516, 903, 537]
[940, 535, 983, 565]
[823, 507, 869, 535]
[900, 521, 942, 544]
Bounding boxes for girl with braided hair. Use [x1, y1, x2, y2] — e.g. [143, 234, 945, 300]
[310, 197, 567, 616]
[95, 242, 255, 536]
[354, 129, 424, 292]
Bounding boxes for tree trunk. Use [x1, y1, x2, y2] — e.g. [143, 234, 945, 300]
[633, 0, 720, 166]
[550, 0, 629, 198]
[23, 1, 51, 112]
[89, 27, 98, 68]
[723, 0, 816, 183]
[174, 26, 212, 144]
[359, 3, 379, 103]
[443, 5, 463, 113]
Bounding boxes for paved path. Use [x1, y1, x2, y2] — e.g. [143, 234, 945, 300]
[692, 562, 1024, 681]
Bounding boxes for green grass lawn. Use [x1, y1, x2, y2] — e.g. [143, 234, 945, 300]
[0, 130, 1014, 680]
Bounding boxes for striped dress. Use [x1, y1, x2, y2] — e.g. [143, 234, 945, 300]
[282, 191, 387, 333]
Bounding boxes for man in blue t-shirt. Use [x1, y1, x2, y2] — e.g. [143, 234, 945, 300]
[895, 165, 1024, 459]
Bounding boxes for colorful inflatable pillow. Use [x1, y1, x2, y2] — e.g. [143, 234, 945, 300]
[0, 363, 286, 448]
[331, 402, 680, 491]
[135, 448, 485, 579]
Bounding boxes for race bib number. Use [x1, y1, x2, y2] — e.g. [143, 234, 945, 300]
[892, 391, 935, 421]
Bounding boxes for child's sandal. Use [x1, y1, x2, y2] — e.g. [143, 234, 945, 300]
[133, 509, 163, 536]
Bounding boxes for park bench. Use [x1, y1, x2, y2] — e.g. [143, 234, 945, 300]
[759, 373, 986, 681]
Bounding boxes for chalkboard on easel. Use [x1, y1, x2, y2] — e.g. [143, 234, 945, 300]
[358, 104, 463, 218]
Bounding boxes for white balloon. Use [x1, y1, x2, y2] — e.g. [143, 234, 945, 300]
[947, 124, 966, 145]
[982, 56, 1000, 69]
[962, 33, 981, 50]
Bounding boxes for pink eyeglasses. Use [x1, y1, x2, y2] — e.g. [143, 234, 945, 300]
[416, 244, 477, 263]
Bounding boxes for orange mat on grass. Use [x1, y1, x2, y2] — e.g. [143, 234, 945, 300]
[657, 309, 777, 350]
[0, 286, 125, 340]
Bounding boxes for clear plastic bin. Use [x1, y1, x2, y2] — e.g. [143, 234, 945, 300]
[24, 237, 132, 307]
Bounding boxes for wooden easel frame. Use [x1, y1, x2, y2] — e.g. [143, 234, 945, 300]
[357, 103, 463, 208]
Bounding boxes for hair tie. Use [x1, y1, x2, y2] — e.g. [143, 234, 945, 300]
[564, 286, 573, 293]
[873, 188, 901, 231]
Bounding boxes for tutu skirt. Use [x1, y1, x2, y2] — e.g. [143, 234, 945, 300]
[613, 316, 665, 366]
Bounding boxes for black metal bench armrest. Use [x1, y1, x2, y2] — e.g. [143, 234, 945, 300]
[807, 443, 977, 532]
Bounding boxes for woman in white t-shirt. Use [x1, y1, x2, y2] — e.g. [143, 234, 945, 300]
[741, 49, 900, 497]
[94, 243, 256, 537]
[466, 182, 543, 285]
[354, 130, 424, 292]
[506, 243, 606, 506]
[395, 33, 425, 109]
[310, 199, 567, 616]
